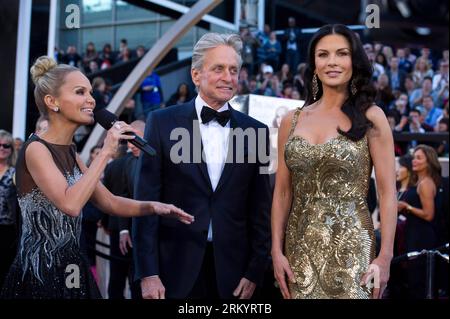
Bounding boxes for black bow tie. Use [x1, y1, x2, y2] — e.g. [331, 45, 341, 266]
[200, 106, 231, 127]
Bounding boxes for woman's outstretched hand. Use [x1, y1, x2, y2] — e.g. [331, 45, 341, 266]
[149, 202, 194, 224]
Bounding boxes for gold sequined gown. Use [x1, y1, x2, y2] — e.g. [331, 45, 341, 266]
[284, 108, 376, 299]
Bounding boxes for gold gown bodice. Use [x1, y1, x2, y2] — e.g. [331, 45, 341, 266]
[284, 108, 376, 299]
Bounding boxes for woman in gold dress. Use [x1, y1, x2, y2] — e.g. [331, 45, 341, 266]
[271, 24, 397, 299]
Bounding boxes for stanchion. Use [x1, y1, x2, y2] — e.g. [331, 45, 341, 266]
[391, 243, 449, 299]
[426, 250, 435, 299]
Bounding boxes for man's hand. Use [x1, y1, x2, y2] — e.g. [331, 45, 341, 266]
[232, 277, 256, 299]
[119, 231, 133, 255]
[141, 276, 165, 299]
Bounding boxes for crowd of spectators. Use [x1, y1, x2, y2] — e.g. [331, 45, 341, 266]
[46, 17, 449, 158]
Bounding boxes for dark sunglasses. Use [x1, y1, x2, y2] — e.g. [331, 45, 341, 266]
[0, 143, 12, 149]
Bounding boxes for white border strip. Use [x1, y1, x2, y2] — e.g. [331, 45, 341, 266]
[47, 0, 57, 57]
[12, 0, 32, 139]
[258, 0, 265, 31]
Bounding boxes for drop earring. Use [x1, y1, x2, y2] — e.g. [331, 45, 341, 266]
[312, 73, 319, 101]
[350, 79, 357, 96]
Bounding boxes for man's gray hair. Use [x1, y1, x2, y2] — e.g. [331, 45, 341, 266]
[191, 33, 243, 71]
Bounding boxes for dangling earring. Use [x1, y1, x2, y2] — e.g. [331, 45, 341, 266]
[312, 73, 319, 101]
[350, 78, 357, 96]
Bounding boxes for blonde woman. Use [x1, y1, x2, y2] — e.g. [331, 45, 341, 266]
[412, 57, 434, 86]
[0, 56, 193, 299]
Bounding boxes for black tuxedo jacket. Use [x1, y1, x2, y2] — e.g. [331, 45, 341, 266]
[103, 153, 136, 232]
[132, 98, 272, 298]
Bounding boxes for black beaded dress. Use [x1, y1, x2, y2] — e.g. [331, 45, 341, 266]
[0, 134, 101, 299]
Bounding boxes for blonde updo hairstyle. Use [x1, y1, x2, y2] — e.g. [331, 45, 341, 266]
[30, 56, 78, 116]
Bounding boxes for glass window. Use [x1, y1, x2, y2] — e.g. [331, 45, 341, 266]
[159, 20, 195, 48]
[81, 26, 113, 52]
[115, 23, 158, 51]
[177, 27, 195, 48]
[160, 19, 194, 49]
[59, 29, 79, 54]
[82, 0, 113, 24]
[116, 0, 157, 20]
[210, 24, 233, 34]
[195, 26, 210, 42]
[59, 0, 81, 28]
[160, 20, 172, 37]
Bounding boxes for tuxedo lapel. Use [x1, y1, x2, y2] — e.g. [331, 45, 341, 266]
[215, 106, 247, 193]
[175, 101, 213, 191]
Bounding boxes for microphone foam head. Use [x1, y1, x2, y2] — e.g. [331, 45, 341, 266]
[93, 108, 118, 130]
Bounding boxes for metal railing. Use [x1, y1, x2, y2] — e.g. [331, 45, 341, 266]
[391, 243, 449, 299]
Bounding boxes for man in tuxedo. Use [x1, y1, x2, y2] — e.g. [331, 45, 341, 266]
[132, 33, 272, 299]
[103, 120, 145, 299]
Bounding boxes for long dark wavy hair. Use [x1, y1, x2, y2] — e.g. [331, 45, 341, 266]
[303, 24, 376, 141]
[412, 145, 442, 188]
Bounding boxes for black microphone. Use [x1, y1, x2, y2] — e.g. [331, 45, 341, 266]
[94, 108, 156, 156]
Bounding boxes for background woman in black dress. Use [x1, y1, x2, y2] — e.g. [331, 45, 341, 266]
[398, 145, 440, 298]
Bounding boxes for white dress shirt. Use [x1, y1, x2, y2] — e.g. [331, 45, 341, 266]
[195, 95, 231, 242]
